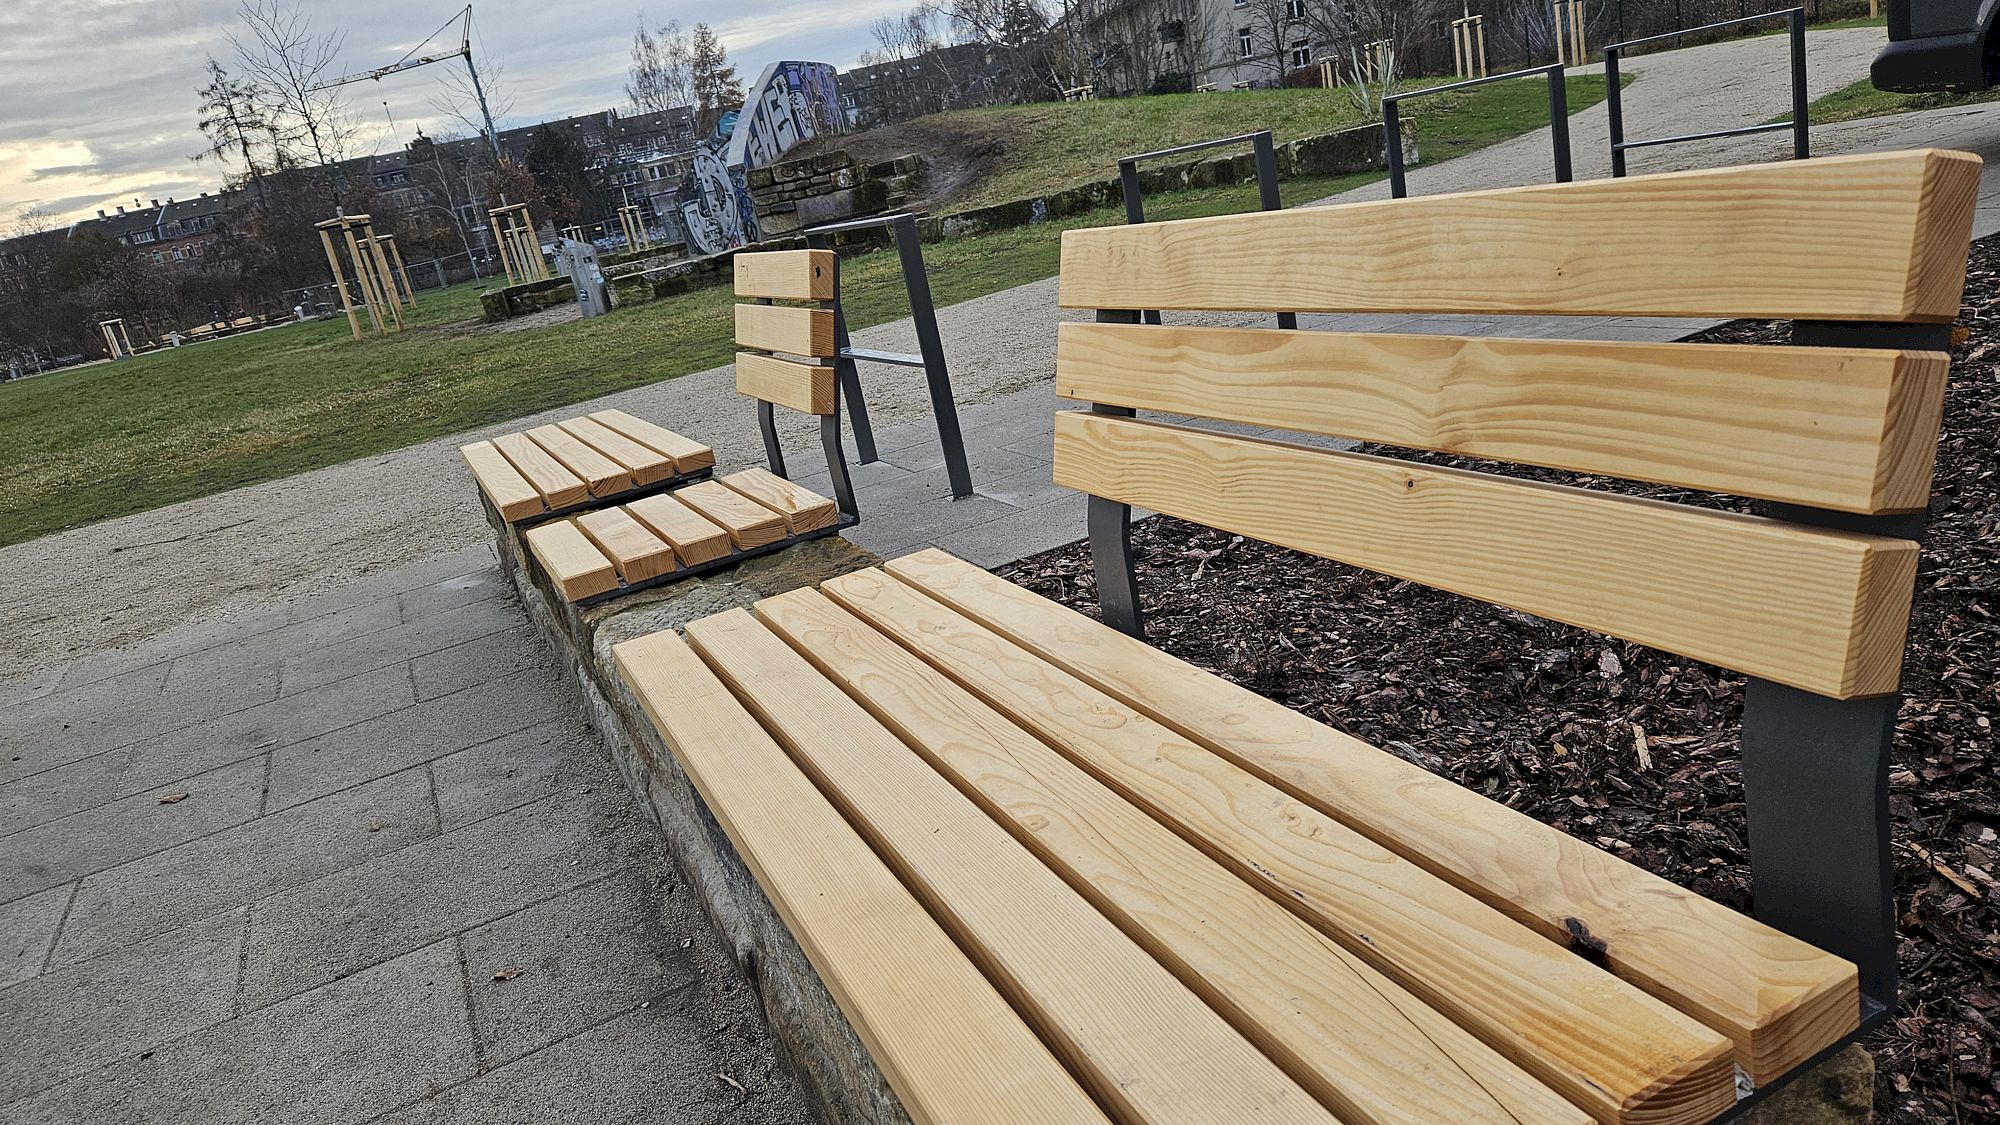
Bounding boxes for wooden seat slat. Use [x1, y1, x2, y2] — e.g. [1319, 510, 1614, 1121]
[683, 609, 1342, 1125]
[525, 424, 633, 498]
[737, 351, 836, 415]
[587, 409, 716, 472]
[1055, 411, 1919, 699]
[823, 567, 1737, 1125]
[458, 440, 544, 521]
[623, 494, 734, 566]
[575, 508, 679, 584]
[754, 587, 1590, 1125]
[612, 631, 1109, 1125]
[736, 302, 835, 358]
[520, 520, 616, 602]
[1058, 149, 1980, 322]
[885, 548, 1860, 1083]
[675, 481, 788, 550]
[719, 468, 839, 534]
[735, 248, 835, 301]
[1057, 323, 1951, 515]
[555, 416, 677, 485]
[491, 432, 590, 508]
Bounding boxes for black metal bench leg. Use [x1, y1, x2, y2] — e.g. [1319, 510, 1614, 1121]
[758, 400, 786, 480]
[809, 234, 879, 466]
[1088, 493, 1142, 639]
[894, 215, 972, 500]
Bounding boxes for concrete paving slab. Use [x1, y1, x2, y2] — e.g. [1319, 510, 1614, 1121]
[0, 661, 173, 784]
[0, 749, 132, 838]
[429, 720, 599, 832]
[397, 568, 509, 624]
[408, 625, 545, 704]
[52, 768, 440, 965]
[277, 595, 519, 697]
[237, 789, 650, 1008]
[0, 885, 71, 989]
[0, 755, 267, 902]
[2, 940, 477, 1125]
[0, 909, 244, 1104]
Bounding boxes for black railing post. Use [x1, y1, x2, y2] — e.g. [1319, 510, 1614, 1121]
[1383, 99, 1407, 198]
[1251, 133, 1299, 330]
[806, 230, 880, 465]
[1790, 6, 1812, 160]
[893, 214, 973, 501]
[1607, 48, 1628, 177]
[1119, 160, 1145, 224]
[1548, 66, 1573, 182]
[1602, 8, 1809, 174]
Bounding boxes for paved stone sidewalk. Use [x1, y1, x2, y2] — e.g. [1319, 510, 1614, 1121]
[0, 546, 815, 1125]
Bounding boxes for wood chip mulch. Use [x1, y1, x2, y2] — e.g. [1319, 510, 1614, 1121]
[994, 236, 2000, 1121]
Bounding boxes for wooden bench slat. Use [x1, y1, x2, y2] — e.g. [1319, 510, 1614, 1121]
[755, 587, 1591, 1125]
[737, 352, 836, 415]
[622, 494, 734, 566]
[525, 424, 633, 498]
[734, 249, 835, 301]
[675, 481, 788, 550]
[612, 631, 1109, 1125]
[822, 567, 1737, 1125]
[1057, 323, 1951, 515]
[521, 520, 617, 602]
[492, 432, 590, 509]
[682, 608, 1342, 1125]
[719, 468, 839, 534]
[574, 508, 678, 585]
[1058, 149, 1980, 322]
[555, 416, 677, 485]
[459, 440, 544, 521]
[1055, 411, 1919, 699]
[736, 302, 835, 357]
[587, 409, 716, 471]
[886, 548, 1862, 1083]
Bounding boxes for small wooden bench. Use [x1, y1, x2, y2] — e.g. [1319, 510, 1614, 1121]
[614, 150, 1979, 1123]
[459, 409, 716, 524]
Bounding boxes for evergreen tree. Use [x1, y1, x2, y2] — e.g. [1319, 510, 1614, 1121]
[689, 23, 745, 136]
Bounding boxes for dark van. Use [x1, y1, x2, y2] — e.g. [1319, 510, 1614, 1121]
[1873, 0, 2000, 90]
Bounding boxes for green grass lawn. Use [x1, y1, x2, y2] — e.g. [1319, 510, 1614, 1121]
[0, 74, 1609, 548]
[1793, 75, 2000, 126]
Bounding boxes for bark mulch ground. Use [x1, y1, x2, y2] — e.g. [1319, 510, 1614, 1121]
[994, 237, 2000, 1121]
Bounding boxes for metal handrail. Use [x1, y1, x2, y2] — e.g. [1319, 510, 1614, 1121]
[1604, 7, 1808, 177]
[1382, 65, 1572, 198]
[1116, 130, 1292, 329]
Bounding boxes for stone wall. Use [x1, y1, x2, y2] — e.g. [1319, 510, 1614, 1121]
[748, 152, 922, 237]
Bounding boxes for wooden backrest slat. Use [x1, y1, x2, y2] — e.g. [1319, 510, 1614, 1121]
[735, 249, 835, 301]
[1058, 150, 1979, 321]
[736, 351, 836, 415]
[736, 302, 835, 358]
[1056, 322, 1951, 514]
[1053, 412, 1920, 699]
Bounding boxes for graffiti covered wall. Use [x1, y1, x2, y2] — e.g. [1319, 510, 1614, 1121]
[677, 61, 847, 257]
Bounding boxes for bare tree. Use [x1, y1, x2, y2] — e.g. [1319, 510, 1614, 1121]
[858, 8, 956, 121]
[429, 51, 514, 145]
[940, 0, 1055, 102]
[627, 16, 695, 119]
[230, 0, 356, 202]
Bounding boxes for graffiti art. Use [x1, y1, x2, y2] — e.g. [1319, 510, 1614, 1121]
[675, 61, 847, 257]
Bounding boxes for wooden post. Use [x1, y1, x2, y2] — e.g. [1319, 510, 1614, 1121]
[1554, 0, 1586, 67]
[380, 234, 416, 305]
[318, 223, 363, 340]
[358, 225, 403, 331]
[1477, 15, 1488, 77]
[338, 222, 384, 335]
[490, 215, 516, 286]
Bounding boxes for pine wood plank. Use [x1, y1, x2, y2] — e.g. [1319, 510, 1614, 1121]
[459, 440, 544, 521]
[888, 548, 1863, 1083]
[492, 432, 590, 509]
[526, 424, 633, 498]
[555, 416, 677, 485]
[522, 520, 617, 602]
[682, 608, 1342, 1125]
[822, 567, 1737, 1125]
[612, 630, 1108, 1125]
[575, 507, 679, 584]
[675, 481, 787, 550]
[1057, 322, 1952, 514]
[734, 249, 835, 300]
[1055, 411, 1919, 699]
[755, 587, 1590, 1125]
[1059, 149, 1981, 322]
[587, 409, 716, 472]
[719, 468, 839, 534]
[737, 352, 836, 415]
[623, 494, 734, 566]
[735, 302, 835, 357]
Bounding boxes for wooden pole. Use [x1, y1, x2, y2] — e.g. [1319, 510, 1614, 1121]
[490, 216, 516, 286]
[360, 228, 403, 331]
[319, 226, 363, 340]
[339, 223, 384, 335]
[1476, 16, 1488, 77]
[381, 235, 416, 305]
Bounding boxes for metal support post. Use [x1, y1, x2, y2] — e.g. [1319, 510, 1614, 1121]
[893, 214, 974, 500]
[1086, 309, 1144, 638]
[1789, 7, 1812, 160]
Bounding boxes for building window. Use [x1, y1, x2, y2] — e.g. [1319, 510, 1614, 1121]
[1286, 0, 1306, 17]
[1290, 39, 1311, 68]
[1237, 28, 1254, 57]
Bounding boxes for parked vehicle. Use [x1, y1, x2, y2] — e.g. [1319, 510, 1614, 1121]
[1873, 0, 2000, 91]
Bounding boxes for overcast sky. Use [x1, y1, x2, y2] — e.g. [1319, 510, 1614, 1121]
[1, 0, 907, 226]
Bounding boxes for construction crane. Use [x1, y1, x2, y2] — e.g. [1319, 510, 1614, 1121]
[309, 5, 502, 159]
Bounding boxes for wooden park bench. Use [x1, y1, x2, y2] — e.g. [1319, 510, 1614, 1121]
[611, 149, 1978, 1123]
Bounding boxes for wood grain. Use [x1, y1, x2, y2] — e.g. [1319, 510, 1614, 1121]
[1055, 411, 1919, 699]
[623, 494, 734, 566]
[755, 587, 1590, 1125]
[556, 416, 677, 485]
[823, 569, 1737, 1125]
[682, 608, 1341, 1125]
[1058, 149, 1981, 322]
[492, 432, 589, 509]
[612, 630, 1108, 1125]
[675, 481, 787, 550]
[734, 249, 835, 301]
[736, 352, 836, 415]
[720, 468, 839, 534]
[1056, 321, 1951, 514]
[575, 507, 678, 584]
[736, 302, 835, 357]
[588, 409, 716, 471]
[521, 520, 617, 602]
[526, 424, 632, 497]
[459, 440, 544, 521]
[888, 548, 1862, 1083]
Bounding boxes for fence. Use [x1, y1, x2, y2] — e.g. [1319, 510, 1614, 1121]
[1604, 7, 1809, 175]
[1383, 65, 1572, 197]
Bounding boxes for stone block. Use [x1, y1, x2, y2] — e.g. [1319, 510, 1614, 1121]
[746, 167, 774, 188]
[811, 150, 853, 172]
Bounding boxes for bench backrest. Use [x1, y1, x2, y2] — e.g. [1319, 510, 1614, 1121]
[734, 249, 838, 415]
[1054, 149, 1978, 702]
